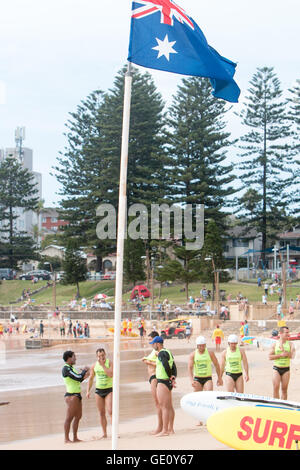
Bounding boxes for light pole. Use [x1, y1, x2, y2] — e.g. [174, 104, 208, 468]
[281, 261, 287, 311]
[215, 271, 220, 317]
[272, 245, 279, 271]
[150, 256, 156, 309]
[286, 244, 290, 281]
[45, 262, 56, 310]
[205, 257, 220, 316]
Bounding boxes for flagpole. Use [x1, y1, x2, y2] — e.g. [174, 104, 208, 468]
[111, 62, 132, 450]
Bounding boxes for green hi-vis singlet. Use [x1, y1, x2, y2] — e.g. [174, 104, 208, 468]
[94, 359, 113, 389]
[156, 348, 174, 380]
[225, 346, 242, 374]
[193, 348, 212, 377]
[64, 365, 81, 394]
[274, 341, 291, 368]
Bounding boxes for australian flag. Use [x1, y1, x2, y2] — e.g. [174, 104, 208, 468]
[128, 0, 240, 103]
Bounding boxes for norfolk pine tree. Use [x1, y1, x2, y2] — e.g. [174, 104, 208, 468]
[236, 67, 296, 257]
[101, 67, 168, 282]
[288, 79, 300, 222]
[162, 77, 235, 293]
[102, 66, 167, 209]
[54, 67, 167, 277]
[166, 77, 237, 228]
[61, 241, 88, 299]
[199, 219, 229, 299]
[53, 90, 115, 272]
[0, 157, 39, 269]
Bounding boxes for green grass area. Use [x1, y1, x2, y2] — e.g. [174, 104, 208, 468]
[0, 280, 116, 307]
[147, 280, 300, 305]
[0, 279, 299, 307]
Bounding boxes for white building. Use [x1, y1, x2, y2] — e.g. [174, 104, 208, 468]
[224, 226, 262, 266]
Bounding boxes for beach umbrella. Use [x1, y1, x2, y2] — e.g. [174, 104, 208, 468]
[94, 293, 108, 300]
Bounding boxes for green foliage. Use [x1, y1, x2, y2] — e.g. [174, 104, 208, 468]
[40, 234, 65, 250]
[0, 236, 39, 269]
[0, 157, 39, 269]
[236, 67, 296, 253]
[166, 77, 237, 228]
[38, 255, 63, 271]
[287, 79, 300, 221]
[102, 66, 167, 209]
[61, 241, 87, 298]
[157, 241, 201, 299]
[199, 219, 229, 286]
[53, 89, 113, 271]
[124, 238, 146, 287]
[54, 66, 167, 270]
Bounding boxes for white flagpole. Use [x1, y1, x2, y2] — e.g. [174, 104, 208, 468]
[111, 62, 132, 450]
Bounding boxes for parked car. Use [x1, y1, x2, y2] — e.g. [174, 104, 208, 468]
[87, 272, 103, 280]
[160, 319, 190, 339]
[19, 270, 51, 281]
[0, 268, 15, 280]
[103, 272, 116, 280]
[56, 271, 65, 280]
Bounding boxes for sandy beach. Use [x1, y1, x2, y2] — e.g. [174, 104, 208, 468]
[1, 332, 300, 451]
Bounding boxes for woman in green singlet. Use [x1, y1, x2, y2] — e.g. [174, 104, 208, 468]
[269, 326, 295, 400]
[86, 348, 113, 439]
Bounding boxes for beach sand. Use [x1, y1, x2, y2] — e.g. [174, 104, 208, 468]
[1, 335, 300, 451]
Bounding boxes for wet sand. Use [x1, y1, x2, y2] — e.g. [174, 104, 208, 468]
[1, 335, 300, 450]
[0, 337, 190, 443]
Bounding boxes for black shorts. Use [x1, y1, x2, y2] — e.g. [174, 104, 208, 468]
[149, 374, 156, 384]
[226, 372, 243, 382]
[273, 366, 290, 376]
[157, 379, 173, 391]
[194, 376, 212, 386]
[95, 387, 113, 398]
[64, 392, 82, 401]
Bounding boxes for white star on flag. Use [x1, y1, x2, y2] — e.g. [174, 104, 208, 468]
[152, 34, 177, 61]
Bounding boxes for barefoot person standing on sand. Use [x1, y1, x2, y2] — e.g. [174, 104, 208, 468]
[269, 326, 295, 400]
[188, 336, 223, 426]
[86, 348, 113, 439]
[62, 351, 90, 444]
[211, 325, 224, 352]
[150, 335, 177, 437]
[142, 331, 163, 435]
[220, 334, 249, 393]
[188, 336, 223, 393]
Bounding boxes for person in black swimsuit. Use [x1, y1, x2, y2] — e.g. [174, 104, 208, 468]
[62, 351, 89, 443]
[142, 331, 163, 435]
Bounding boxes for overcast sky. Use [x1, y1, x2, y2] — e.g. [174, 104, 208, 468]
[0, 0, 299, 207]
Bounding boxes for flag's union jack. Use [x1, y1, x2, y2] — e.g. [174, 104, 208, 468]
[132, 0, 194, 30]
